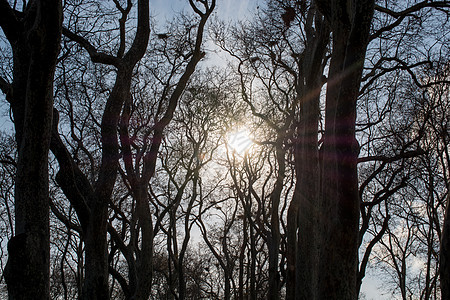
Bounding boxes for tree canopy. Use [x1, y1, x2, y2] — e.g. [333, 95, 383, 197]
[0, 0, 449, 299]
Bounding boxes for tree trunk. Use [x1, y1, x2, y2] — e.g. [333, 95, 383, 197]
[268, 139, 285, 300]
[82, 203, 109, 300]
[238, 216, 248, 300]
[131, 186, 154, 300]
[250, 224, 257, 300]
[1, 1, 62, 299]
[441, 192, 450, 300]
[315, 1, 375, 299]
[294, 92, 320, 300]
[286, 6, 329, 300]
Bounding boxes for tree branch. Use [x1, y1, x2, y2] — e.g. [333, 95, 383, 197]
[358, 213, 390, 288]
[375, 1, 450, 18]
[123, 0, 149, 66]
[62, 27, 120, 66]
[372, 2, 450, 41]
[49, 199, 83, 234]
[0, 75, 12, 101]
[141, 1, 215, 184]
[108, 265, 130, 298]
[358, 149, 425, 163]
[50, 109, 93, 231]
[0, 0, 20, 41]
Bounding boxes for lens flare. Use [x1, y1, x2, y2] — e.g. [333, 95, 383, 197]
[227, 130, 253, 154]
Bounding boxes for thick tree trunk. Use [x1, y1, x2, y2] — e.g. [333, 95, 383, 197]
[286, 202, 299, 300]
[1, 1, 62, 299]
[318, 24, 357, 300]
[294, 98, 320, 300]
[287, 109, 320, 300]
[81, 202, 109, 300]
[286, 6, 329, 300]
[315, 1, 374, 299]
[441, 192, 450, 300]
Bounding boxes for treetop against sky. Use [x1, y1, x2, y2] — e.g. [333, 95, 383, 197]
[0, 1, 449, 299]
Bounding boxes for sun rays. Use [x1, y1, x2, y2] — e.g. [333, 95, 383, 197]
[226, 129, 253, 155]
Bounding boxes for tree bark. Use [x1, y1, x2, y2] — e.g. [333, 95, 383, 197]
[286, 5, 329, 300]
[441, 192, 450, 300]
[0, 1, 62, 299]
[268, 138, 285, 300]
[315, 1, 375, 299]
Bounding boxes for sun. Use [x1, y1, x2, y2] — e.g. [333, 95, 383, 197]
[226, 129, 253, 155]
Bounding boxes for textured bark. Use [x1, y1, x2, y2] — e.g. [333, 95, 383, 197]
[315, 1, 375, 299]
[441, 192, 450, 300]
[0, 1, 62, 299]
[286, 5, 329, 300]
[130, 186, 154, 300]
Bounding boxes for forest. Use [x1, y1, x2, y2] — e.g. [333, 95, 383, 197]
[0, 0, 449, 299]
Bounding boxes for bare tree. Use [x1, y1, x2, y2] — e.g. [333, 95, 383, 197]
[50, 1, 150, 298]
[211, 1, 449, 299]
[0, 1, 62, 298]
[1, 0, 448, 299]
[49, 0, 215, 298]
[0, 132, 16, 296]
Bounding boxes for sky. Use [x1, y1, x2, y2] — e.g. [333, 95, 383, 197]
[149, 1, 392, 298]
[151, 0, 257, 21]
[0, 1, 402, 298]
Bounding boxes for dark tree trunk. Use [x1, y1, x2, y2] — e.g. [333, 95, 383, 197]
[293, 82, 321, 300]
[268, 139, 285, 300]
[131, 186, 154, 300]
[441, 193, 450, 300]
[82, 206, 110, 300]
[54, 0, 214, 298]
[315, 1, 375, 299]
[286, 5, 329, 300]
[117, 3, 215, 299]
[238, 216, 248, 300]
[250, 225, 257, 300]
[83, 64, 135, 299]
[0, 1, 62, 299]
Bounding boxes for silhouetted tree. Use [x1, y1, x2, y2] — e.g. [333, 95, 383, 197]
[0, 0, 62, 298]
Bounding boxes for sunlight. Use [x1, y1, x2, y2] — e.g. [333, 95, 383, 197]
[226, 129, 253, 155]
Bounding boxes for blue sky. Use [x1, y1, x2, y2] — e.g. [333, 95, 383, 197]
[149, 2, 392, 298]
[150, 0, 257, 21]
[0, 1, 399, 298]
